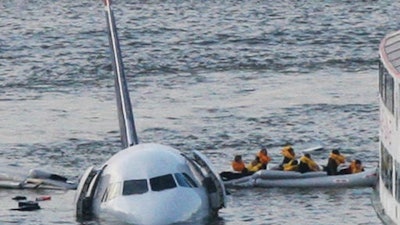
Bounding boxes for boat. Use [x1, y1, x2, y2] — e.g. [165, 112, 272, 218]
[221, 167, 377, 188]
[221, 145, 378, 188]
[371, 30, 400, 224]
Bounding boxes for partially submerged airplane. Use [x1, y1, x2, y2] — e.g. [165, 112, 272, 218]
[74, 0, 225, 224]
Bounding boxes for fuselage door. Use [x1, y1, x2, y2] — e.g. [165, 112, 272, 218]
[75, 165, 106, 220]
[192, 150, 226, 212]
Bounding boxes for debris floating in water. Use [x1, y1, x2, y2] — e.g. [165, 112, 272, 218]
[10, 195, 51, 211]
[11, 201, 41, 211]
[12, 196, 27, 201]
[35, 195, 51, 201]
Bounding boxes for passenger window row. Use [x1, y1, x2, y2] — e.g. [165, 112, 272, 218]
[101, 173, 198, 202]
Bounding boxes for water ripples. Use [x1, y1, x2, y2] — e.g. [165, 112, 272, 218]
[2, 1, 400, 92]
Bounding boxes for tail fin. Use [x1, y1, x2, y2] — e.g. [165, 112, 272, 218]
[103, 0, 139, 147]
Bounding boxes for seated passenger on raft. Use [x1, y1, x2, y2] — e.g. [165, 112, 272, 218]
[231, 155, 248, 173]
[325, 150, 346, 175]
[278, 145, 296, 170]
[219, 155, 252, 181]
[338, 159, 365, 174]
[257, 147, 272, 170]
[246, 156, 263, 172]
[297, 153, 320, 173]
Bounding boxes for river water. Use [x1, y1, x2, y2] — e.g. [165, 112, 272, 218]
[1, 0, 400, 224]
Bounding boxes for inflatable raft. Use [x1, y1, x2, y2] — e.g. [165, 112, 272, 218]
[222, 168, 378, 188]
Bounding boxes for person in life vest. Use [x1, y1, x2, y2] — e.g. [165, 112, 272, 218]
[349, 159, 364, 173]
[231, 155, 248, 173]
[220, 155, 250, 181]
[279, 145, 296, 170]
[246, 156, 263, 172]
[297, 153, 320, 173]
[283, 159, 299, 171]
[339, 159, 365, 174]
[257, 148, 272, 170]
[325, 150, 346, 175]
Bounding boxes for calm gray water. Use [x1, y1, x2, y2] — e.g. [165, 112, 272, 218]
[1, 0, 400, 224]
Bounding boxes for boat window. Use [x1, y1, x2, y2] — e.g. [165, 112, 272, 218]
[175, 173, 198, 188]
[379, 60, 387, 102]
[381, 143, 393, 194]
[379, 62, 395, 115]
[395, 161, 400, 201]
[101, 182, 122, 202]
[123, 179, 148, 195]
[385, 70, 394, 114]
[150, 174, 177, 191]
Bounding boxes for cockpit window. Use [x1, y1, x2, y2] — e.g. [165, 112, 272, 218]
[183, 173, 198, 187]
[123, 179, 148, 195]
[174, 173, 198, 188]
[150, 174, 177, 191]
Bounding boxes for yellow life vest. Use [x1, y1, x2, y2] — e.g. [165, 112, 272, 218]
[283, 160, 298, 171]
[329, 153, 345, 165]
[246, 162, 262, 172]
[300, 156, 319, 171]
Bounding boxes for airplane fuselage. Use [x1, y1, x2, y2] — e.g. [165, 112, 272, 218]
[82, 144, 214, 224]
[74, 1, 225, 224]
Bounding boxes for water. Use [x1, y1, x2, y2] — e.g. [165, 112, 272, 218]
[1, 0, 399, 224]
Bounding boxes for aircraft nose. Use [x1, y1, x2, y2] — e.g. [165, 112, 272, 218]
[105, 189, 208, 225]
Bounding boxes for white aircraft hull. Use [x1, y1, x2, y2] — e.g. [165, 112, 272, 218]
[99, 188, 209, 224]
[74, 1, 226, 224]
[75, 143, 224, 225]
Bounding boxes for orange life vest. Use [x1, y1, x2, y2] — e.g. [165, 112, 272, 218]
[349, 161, 363, 174]
[232, 161, 246, 172]
[257, 151, 272, 164]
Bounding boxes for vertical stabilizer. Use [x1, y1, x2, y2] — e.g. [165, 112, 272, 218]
[103, 0, 139, 147]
